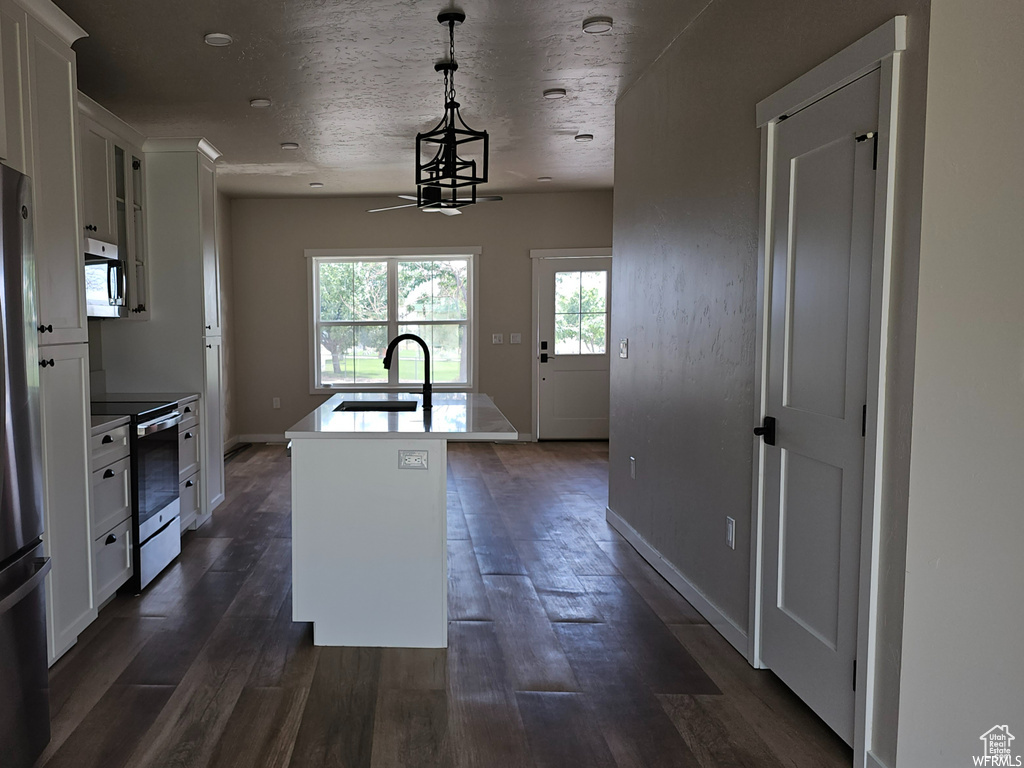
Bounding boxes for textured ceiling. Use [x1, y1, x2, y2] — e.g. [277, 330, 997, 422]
[54, 0, 709, 197]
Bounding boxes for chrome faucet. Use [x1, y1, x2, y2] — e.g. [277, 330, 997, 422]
[383, 333, 432, 410]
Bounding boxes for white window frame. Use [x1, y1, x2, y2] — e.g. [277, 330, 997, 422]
[306, 247, 480, 394]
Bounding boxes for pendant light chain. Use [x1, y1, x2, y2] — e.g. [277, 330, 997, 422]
[445, 20, 457, 104]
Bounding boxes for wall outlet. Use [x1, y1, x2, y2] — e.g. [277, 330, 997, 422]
[398, 449, 428, 470]
[272, 397, 281, 409]
[630, 456, 636, 480]
[726, 517, 736, 550]
[510, 333, 522, 344]
[492, 333, 504, 344]
[619, 338, 629, 359]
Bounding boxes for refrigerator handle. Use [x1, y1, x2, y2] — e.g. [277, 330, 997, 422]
[0, 558, 51, 616]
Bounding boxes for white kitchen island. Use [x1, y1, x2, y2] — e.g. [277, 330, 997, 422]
[286, 392, 516, 648]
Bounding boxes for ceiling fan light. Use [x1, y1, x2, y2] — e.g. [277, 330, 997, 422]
[582, 16, 614, 34]
[543, 88, 567, 100]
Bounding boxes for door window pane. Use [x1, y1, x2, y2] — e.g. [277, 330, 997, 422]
[555, 270, 608, 355]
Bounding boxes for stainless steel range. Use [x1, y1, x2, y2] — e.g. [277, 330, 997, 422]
[91, 399, 181, 591]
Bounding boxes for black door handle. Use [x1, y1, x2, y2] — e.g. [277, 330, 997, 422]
[753, 416, 776, 446]
[103, 469, 115, 478]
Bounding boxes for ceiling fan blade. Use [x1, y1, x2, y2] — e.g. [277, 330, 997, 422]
[397, 195, 418, 201]
[439, 208, 463, 216]
[366, 203, 419, 213]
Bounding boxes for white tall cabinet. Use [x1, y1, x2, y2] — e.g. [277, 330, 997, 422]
[1, 0, 95, 662]
[99, 139, 225, 522]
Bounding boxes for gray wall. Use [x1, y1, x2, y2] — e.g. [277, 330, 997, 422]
[896, 0, 1024, 764]
[229, 192, 613, 438]
[608, 1, 931, 764]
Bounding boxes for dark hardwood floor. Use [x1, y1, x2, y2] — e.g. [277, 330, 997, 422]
[36, 441, 851, 768]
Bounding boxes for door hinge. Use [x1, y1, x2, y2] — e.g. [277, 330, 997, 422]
[856, 131, 878, 170]
[862, 404, 867, 437]
[853, 658, 857, 690]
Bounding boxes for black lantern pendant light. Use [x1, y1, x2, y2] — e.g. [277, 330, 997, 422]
[416, 10, 489, 209]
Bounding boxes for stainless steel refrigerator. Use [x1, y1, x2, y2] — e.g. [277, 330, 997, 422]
[0, 163, 52, 767]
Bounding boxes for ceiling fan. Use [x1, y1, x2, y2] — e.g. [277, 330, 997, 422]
[367, 193, 503, 216]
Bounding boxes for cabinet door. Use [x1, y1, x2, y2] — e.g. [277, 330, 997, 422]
[28, 20, 86, 345]
[39, 343, 95, 663]
[199, 154, 221, 336]
[203, 337, 225, 515]
[78, 119, 116, 244]
[0, 0, 31, 174]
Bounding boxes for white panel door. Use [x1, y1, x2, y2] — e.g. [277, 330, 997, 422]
[536, 257, 611, 440]
[760, 70, 879, 744]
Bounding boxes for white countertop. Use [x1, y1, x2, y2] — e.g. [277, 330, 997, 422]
[285, 393, 518, 441]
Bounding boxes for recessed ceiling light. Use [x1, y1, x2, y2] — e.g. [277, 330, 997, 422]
[203, 32, 234, 47]
[280, 142, 300, 150]
[249, 98, 272, 108]
[537, 176, 553, 182]
[309, 182, 324, 188]
[582, 16, 614, 34]
[574, 133, 595, 143]
[543, 88, 567, 100]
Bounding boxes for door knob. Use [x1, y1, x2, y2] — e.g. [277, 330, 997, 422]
[753, 416, 776, 446]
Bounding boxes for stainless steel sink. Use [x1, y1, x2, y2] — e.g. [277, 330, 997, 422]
[335, 400, 417, 412]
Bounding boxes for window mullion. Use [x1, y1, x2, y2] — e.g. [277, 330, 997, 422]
[387, 258, 398, 386]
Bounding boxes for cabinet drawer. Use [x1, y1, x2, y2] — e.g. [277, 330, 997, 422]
[93, 519, 132, 604]
[179, 472, 201, 532]
[91, 424, 130, 470]
[179, 400, 200, 430]
[179, 424, 201, 481]
[91, 456, 131, 537]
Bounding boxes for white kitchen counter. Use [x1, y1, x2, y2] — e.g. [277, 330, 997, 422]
[288, 392, 516, 649]
[90, 414, 130, 436]
[284, 392, 517, 441]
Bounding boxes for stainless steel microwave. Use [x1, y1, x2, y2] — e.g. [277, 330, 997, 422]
[84, 237, 128, 318]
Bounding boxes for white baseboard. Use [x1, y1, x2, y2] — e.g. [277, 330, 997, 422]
[224, 435, 240, 452]
[238, 433, 287, 444]
[605, 506, 748, 656]
[865, 751, 891, 768]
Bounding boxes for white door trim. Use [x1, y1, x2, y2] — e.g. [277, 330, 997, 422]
[530, 248, 613, 441]
[749, 18, 905, 768]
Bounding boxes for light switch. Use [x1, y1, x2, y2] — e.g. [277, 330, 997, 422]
[398, 450, 428, 470]
[510, 333, 522, 344]
[619, 338, 629, 359]
[726, 517, 736, 549]
[492, 333, 504, 344]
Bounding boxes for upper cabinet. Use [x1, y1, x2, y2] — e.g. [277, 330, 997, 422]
[78, 94, 150, 319]
[198, 153, 220, 336]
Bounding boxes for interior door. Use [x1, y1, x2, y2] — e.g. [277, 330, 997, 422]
[536, 257, 611, 440]
[759, 70, 879, 744]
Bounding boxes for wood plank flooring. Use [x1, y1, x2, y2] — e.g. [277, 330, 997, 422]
[36, 441, 851, 768]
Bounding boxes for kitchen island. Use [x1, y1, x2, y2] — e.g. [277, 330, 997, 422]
[286, 392, 517, 647]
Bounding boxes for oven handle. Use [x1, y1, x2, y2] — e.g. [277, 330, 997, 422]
[137, 411, 182, 436]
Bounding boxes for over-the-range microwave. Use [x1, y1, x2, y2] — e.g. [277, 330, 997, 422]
[84, 237, 128, 318]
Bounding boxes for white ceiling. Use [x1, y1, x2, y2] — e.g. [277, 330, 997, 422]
[54, 0, 708, 197]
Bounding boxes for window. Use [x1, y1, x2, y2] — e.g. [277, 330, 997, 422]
[554, 269, 608, 355]
[309, 252, 474, 391]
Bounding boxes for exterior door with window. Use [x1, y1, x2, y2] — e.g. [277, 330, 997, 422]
[536, 257, 611, 439]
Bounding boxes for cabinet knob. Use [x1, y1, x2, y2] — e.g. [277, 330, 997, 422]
[85, 224, 97, 232]
[39, 359, 54, 368]
[206, 324, 212, 330]
[103, 469, 115, 479]
[185, 480, 194, 488]
[206, 344, 212, 349]
[105, 533, 117, 545]
[37, 324, 52, 333]
[184, 432, 193, 439]
[101, 435, 114, 444]
[184, 406, 192, 413]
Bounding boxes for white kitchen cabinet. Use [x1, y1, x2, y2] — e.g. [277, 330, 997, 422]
[97, 139, 225, 521]
[26, 9, 87, 345]
[176, 394, 202, 531]
[78, 94, 150, 318]
[203, 336, 225, 515]
[0, 1, 29, 173]
[38, 342, 95, 663]
[89, 419, 132, 605]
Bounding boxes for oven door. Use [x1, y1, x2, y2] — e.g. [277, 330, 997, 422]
[136, 411, 181, 542]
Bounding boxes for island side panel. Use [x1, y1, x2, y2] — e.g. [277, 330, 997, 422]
[291, 436, 448, 647]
